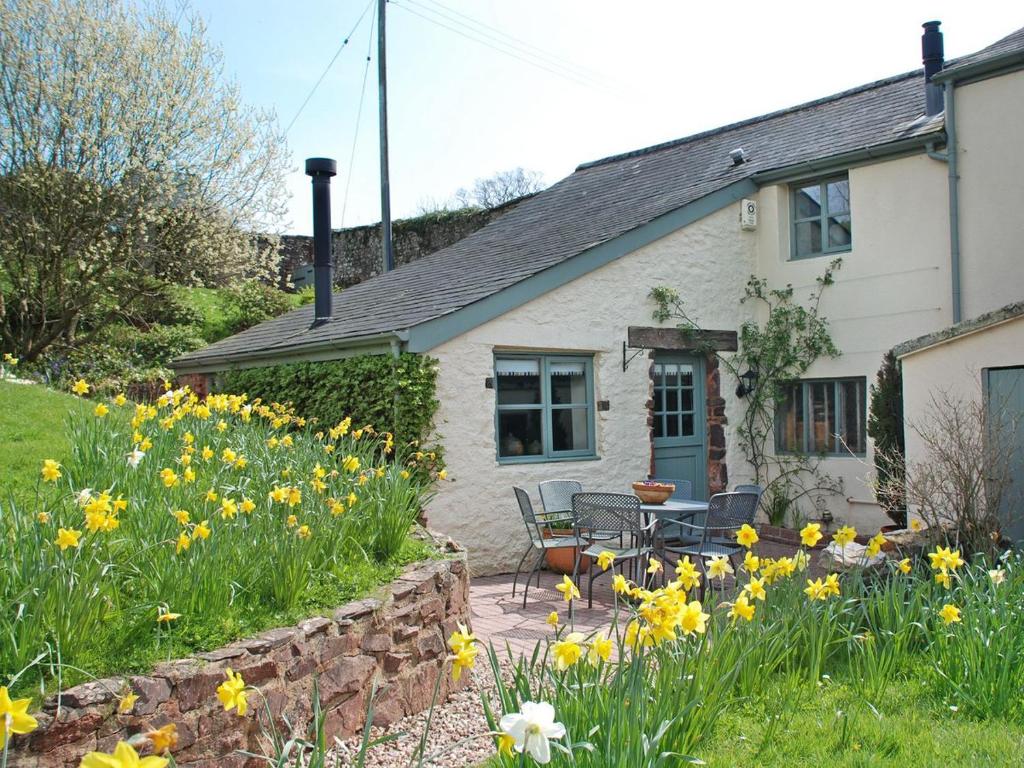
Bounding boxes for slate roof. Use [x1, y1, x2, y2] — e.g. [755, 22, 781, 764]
[174, 27, 1024, 371]
[894, 301, 1024, 358]
[936, 26, 1024, 80]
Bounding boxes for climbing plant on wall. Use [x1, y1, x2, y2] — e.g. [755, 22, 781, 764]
[650, 258, 844, 524]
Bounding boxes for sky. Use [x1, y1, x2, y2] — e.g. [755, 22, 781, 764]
[188, 1, 1023, 235]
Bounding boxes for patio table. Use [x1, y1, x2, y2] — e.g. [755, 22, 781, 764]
[640, 499, 710, 557]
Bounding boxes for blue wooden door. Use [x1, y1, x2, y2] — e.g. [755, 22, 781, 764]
[651, 354, 708, 500]
[986, 367, 1024, 544]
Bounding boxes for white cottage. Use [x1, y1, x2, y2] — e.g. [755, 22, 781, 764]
[174, 22, 1024, 574]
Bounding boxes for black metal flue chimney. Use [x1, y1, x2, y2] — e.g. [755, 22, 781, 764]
[305, 157, 337, 325]
[922, 21, 945, 116]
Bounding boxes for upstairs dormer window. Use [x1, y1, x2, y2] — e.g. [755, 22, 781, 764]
[791, 175, 852, 259]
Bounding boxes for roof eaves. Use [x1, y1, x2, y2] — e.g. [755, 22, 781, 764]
[933, 48, 1024, 84]
[894, 301, 1024, 359]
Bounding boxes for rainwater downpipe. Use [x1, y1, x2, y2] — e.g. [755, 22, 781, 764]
[926, 82, 962, 324]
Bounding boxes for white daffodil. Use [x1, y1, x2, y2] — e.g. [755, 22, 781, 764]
[75, 488, 93, 507]
[126, 448, 145, 468]
[988, 568, 1006, 585]
[498, 701, 566, 764]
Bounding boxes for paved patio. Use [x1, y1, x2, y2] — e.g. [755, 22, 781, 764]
[468, 540, 818, 658]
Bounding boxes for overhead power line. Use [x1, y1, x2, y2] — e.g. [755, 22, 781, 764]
[411, 0, 606, 85]
[283, 0, 375, 135]
[389, 0, 607, 90]
[340, 13, 376, 228]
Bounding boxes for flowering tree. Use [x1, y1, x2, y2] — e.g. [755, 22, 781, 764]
[0, 0, 289, 360]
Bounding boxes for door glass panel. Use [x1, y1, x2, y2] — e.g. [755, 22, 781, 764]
[665, 414, 680, 437]
[840, 380, 864, 453]
[552, 407, 589, 452]
[681, 414, 694, 436]
[808, 382, 837, 453]
[496, 359, 541, 405]
[679, 366, 693, 386]
[663, 365, 678, 388]
[497, 410, 543, 457]
[653, 413, 664, 438]
[550, 362, 587, 405]
[666, 389, 678, 412]
[681, 389, 693, 412]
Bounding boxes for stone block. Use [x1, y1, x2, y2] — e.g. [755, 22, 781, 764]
[334, 598, 381, 623]
[319, 656, 376, 706]
[128, 676, 172, 716]
[298, 616, 332, 639]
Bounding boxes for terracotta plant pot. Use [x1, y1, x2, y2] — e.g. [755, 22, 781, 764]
[543, 529, 589, 574]
[632, 481, 675, 505]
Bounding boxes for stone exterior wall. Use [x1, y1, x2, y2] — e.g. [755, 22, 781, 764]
[9, 554, 469, 767]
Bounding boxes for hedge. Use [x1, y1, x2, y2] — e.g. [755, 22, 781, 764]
[217, 353, 439, 446]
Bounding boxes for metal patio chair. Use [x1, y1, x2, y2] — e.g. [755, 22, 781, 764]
[571, 492, 656, 608]
[512, 486, 588, 608]
[660, 491, 760, 598]
[651, 477, 694, 500]
[538, 479, 583, 527]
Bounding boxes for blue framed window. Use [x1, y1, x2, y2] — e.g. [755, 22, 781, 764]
[775, 378, 866, 456]
[495, 354, 596, 463]
[791, 175, 852, 259]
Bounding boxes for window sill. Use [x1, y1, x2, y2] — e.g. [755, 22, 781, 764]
[497, 454, 601, 466]
[789, 245, 851, 261]
[774, 450, 866, 459]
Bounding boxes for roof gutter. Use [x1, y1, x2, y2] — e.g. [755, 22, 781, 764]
[749, 132, 945, 185]
[932, 49, 1024, 86]
[171, 330, 409, 375]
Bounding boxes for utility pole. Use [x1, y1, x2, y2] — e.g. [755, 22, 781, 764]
[377, 0, 395, 272]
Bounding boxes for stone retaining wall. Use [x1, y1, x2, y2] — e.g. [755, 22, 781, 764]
[9, 554, 469, 767]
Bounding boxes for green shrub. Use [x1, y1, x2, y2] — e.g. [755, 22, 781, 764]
[868, 350, 906, 526]
[224, 280, 295, 335]
[219, 353, 440, 446]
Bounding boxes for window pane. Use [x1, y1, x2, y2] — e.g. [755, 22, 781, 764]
[552, 407, 589, 452]
[679, 365, 693, 387]
[666, 388, 678, 412]
[666, 413, 680, 437]
[808, 382, 837, 453]
[840, 380, 865, 453]
[795, 186, 822, 219]
[653, 388, 663, 413]
[681, 413, 694, 437]
[550, 362, 587, 405]
[827, 179, 850, 214]
[654, 413, 664, 438]
[828, 215, 852, 249]
[498, 410, 543, 457]
[681, 389, 693, 412]
[794, 220, 822, 257]
[775, 385, 803, 452]
[663, 364, 678, 388]
[496, 359, 541, 405]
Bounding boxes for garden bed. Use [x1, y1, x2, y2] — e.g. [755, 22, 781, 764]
[8, 553, 470, 767]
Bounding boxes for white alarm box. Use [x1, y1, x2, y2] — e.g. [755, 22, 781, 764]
[740, 199, 757, 230]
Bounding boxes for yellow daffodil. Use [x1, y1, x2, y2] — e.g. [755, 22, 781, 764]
[800, 522, 823, 548]
[286, 486, 302, 507]
[451, 644, 478, 681]
[216, 669, 248, 716]
[551, 632, 585, 671]
[172, 509, 190, 525]
[545, 611, 559, 628]
[898, 557, 912, 574]
[145, 723, 178, 754]
[555, 574, 580, 602]
[201, 446, 214, 461]
[297, 524, 312, 539]
[94, 403, 109, 418]
[192, 520, 211, 540]
[269, 486, 287, 504]
[175, 532, 191, 554]
[400, 469, 410, 480]
[159, 468, 179, 488]
[36, 511, 50, 524]
[41, 458, 62, 483]
[646, 557, 663, 575]
[823, 573, 841, 597]
[219, 497, 237, 520]
[80, 740, 168, 768]
[866, 532, 886, 557]
[497, 732, 516, 757]
[71, 378, 90, 396]
[743, 576, 767, 602]
[183, 466, 196, 483]
[0, 686, 38, 747]
[156, 609, 180, 624]
[241, 498, 256, 514]
[678, 600, 709, 635]
[735, 523, 759, 548]
[286, 514, 298, 528]
[221, 448, 236, 464]
[438, 469, 448, 480]
[938, 603, 961, 625]
[347, 491, 358, 507]
[928, 546, 964, 572]
[742, 550, 760, 573]
[793, 549, 809, 572]
[216, 420, 228, 433]
[833, 525, 857, 547]
[612, 573, 630, 594]
[55, 527, 81, 551]
[118, 692, 138, 713]
[205, 489, 218, 503]
[674, 556, 701, 591]
[707, 555, 734, 580]
[935, 570, 952, 589]
[910, 518, 923, 532]
[113, 393, 127, 407]
[728, 593, 756, 622]
[587, 632, 613, 666]
[596, 550, 616, 571]
[804, 578, 827, 601]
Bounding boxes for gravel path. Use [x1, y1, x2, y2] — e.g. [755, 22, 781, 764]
[332, 664, 503, 768]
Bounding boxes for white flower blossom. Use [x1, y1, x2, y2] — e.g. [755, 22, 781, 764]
[127, 448, 145, 468]
[498, 701, 566, 764]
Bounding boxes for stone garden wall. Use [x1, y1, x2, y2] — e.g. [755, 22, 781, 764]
[9, 554, 469, 767]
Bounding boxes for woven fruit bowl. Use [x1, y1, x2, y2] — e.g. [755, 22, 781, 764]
[632, 481, 675, 505]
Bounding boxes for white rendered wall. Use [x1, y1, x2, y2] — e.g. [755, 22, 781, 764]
[427, 203, 758, 575]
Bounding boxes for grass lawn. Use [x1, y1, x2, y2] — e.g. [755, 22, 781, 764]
[699, 677, 1024, 766]
[0, 380, 90, 505]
